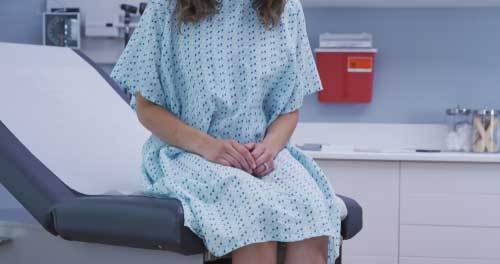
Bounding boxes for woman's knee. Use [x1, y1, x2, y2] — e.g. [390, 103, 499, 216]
[311, 235, 329, 256]
[247, 241, 278, 254]
[232, 241, 278, 264]
[290, 235, 327, 245]
[285, 236, 328, 263]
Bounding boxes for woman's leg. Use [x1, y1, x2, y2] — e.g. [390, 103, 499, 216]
[283, 236, 329, 264]
[232, 241, 278, 264]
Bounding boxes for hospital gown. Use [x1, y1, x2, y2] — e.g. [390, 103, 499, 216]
[110, 0, 341, 262]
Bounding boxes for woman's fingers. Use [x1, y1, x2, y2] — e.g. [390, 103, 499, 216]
[231, 141, 256, 170]
[251, 144, 266, 163]
[222, 153, 242, 170]
[253, 163, 266, 175]
[212, 140, 276, 175]
[266, 161, 275, 175]
[249, 142, 279, 177]
[244, 143, 256, 151]
[254, 161, 274, 177]
[255, 151, 272, 169]
[225, 143, 252, 172]
[216, 158, 231, 167]
[250, 143, 276, 176]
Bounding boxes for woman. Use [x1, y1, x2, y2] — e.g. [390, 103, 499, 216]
[110, 0, 341, 263]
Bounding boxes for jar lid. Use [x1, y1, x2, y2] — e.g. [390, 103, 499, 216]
[446, 105, 471, 115]
[474, 109, 499, 116]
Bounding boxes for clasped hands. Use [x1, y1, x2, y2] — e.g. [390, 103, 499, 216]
[203, 139, 280, 177]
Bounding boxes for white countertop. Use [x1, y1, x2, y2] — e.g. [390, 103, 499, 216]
[302, 146, 500, 163]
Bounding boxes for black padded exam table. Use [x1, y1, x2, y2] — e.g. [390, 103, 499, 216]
[0, 48, 362, 263]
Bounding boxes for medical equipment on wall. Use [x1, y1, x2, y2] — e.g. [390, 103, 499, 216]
[45, 0, 148, 63]
[315, 33, 377, 103]
[43, 12, 81, 49]
[47, 0, 147, 38]
[120, 4, 145, 46]
[445, 106, 473, 152]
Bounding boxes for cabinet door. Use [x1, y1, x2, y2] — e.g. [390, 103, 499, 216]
[316, 160, 399, 264]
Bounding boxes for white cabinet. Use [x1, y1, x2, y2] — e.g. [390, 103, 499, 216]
[296, 123, 500, 264]
[315, 159, 500, 264]
[301, 0, 500, 8]
[317, 160, 400, 264]
[399, 162, 500, 264]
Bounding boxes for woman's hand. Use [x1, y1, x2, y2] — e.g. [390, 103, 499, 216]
[245, 142, 280, 177]
[244, 110, 299, 177]
[201, 138, 256, 173]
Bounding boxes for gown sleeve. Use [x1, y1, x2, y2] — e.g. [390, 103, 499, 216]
[280, 4, 323, 114]
[110, 0, 175, 113]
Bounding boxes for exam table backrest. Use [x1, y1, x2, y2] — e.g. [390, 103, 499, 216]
[0, 43, 149, 196]
[73, 49, 132, 104]
[0, 121, 77, 234]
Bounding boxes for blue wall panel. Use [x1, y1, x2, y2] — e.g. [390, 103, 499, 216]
[1, 2, 499, 123]
[300, 7, 500, 123]
[0, 0, 45, 44]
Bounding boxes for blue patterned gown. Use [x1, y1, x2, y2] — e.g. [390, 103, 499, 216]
[110, 0, 341, 261]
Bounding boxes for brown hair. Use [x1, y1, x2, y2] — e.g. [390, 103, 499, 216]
[175, 0, 286, 29]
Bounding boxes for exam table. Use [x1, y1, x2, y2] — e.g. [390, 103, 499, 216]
[0, 43, 362, 263]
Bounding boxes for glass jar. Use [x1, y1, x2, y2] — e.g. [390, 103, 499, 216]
[445, 106, 472, 152]
[472, 109, 500, 153]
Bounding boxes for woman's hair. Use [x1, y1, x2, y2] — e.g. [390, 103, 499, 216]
[175, 0, 286, 29]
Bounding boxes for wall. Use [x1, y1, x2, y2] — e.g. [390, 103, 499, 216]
[0, 0, 44, 212]
[301, 7, 500, 123]
[1, 2, 500, 123]
[0, 0, 45, 44]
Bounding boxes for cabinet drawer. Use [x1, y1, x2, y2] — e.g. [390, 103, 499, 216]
[400, 257, 500, 264]
[400, 225, 500, 259]
[401, 162, 500, 226]
[401, 193, 500, 226]
[401, 162, 500, 195]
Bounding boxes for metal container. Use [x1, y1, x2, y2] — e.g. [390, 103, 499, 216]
[445, 106, 472, 152]
[472, 109, 500, 153]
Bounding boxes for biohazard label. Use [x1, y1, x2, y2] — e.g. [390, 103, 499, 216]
[348, 57, 373, 73]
